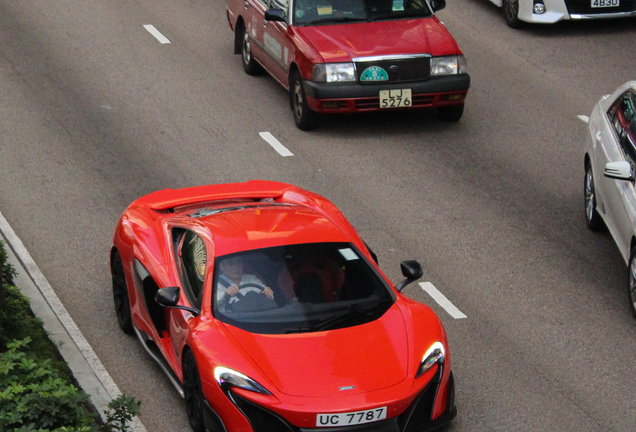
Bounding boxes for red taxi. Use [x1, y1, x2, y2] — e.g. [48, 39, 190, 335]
[226, 0, 470, 129]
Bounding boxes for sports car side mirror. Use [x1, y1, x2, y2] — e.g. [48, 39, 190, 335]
[155, 287, 200, 316]
[604, 161, 634, 182]
[265, 8, 286, 22]
[396, 260, 424, 292]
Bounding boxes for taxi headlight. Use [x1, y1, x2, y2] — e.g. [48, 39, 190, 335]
[430, 55, 467, 76]
[416, 342, 445, 378]
[214, 366, 272, 395]
[313, 63, 356, 83]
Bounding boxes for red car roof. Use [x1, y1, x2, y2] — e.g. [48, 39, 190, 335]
[196, 204, 351, 257]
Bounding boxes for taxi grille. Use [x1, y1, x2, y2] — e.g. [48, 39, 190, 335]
[564, 0, 636, 14]
[355, 56, 431, 84]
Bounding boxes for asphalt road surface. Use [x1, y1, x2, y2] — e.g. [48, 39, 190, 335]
[1, 0, 635, 431]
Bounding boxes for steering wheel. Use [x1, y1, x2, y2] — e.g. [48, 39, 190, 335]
[236, 282, 266, 297]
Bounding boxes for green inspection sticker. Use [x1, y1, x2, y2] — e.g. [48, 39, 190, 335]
[360, 66, 388, 81]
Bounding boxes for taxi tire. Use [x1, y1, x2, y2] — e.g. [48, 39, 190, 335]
[290, 71, 318, 130]
[503, 0, 521, 28]
[241, 27, 262, 76]
[438, 104, 464, 122]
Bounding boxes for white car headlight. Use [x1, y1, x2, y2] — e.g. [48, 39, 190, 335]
[416, 342, 445, 378]
[214, 366, 272, 395]
[313, 63, 356, 83]
[430, 55, 467, 76]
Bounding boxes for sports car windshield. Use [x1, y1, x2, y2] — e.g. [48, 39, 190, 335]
[213, 242, 396, 334]
[292, 0, 433, 26]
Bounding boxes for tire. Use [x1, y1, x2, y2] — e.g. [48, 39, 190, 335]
[584, 162, 604, 231]
[183, 350, 206, 432]
[502, 0, 521, 28]
[628, 247, 636, 319]
[111, 251, 133, 334]
[438, 104, 464, 122]
[241, 26, 262, 76]
[290, 70, 318, 130]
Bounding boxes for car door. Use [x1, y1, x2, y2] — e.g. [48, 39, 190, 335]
[259, 0, 295, 86]
[243, 0, 271, 66]
[597, 91, 636, 258]
[166, 229, 207, 375]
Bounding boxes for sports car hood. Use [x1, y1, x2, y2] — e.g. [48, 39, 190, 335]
[294, 18, 459, 63]
[225, 306, 409, 397]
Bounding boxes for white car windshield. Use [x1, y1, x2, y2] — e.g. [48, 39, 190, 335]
[213, 242, 396, 334]
[292, 0, 433, 26]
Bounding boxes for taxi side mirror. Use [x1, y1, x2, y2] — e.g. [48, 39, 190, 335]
[430, 0, 446, 11]
[265, 8, 287, 22]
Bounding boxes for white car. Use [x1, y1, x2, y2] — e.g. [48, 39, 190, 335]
[584, 81, 636, 317]
[494, 0, 636, 27]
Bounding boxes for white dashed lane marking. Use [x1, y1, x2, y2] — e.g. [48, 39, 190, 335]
[143, 24, 170, 44]
[260, 132, 294, 157]
[419, 282, 467, 319]
[578, 115, 589, 123]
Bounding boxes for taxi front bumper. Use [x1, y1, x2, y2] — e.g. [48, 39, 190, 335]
[303, 74, 470, 113]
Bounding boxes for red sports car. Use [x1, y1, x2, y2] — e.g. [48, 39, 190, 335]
[111, 181, 456, 432]
[226, 0, 470, 129]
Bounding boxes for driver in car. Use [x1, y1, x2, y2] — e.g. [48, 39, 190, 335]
[216, 256, 275, 309]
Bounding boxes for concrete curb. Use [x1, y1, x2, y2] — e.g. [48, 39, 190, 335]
[0, 210, 147, 432]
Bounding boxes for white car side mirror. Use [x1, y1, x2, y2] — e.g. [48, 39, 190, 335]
[604, 161, 634, 181]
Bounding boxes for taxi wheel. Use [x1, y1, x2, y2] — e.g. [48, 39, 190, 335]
[437, 104, 464, 122]
[628, 246, 636, 319]
[290, 71, 318, 130]
[584, 162, 604, 231]
[503, 0, 521, 28]
[241, 28, 262, 75]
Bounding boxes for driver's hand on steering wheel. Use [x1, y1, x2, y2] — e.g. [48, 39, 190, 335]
[226, 285, 240, 297]
[261, 286, 274, 300]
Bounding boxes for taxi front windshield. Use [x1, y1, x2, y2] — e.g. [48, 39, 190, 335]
[213, 242, 396, 334]
[292, 0, 434, 26]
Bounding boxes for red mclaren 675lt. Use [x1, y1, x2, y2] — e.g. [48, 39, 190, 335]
[110, 180, 456, 432]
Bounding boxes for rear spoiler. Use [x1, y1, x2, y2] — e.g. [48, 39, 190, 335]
[134, 180, 295, 211]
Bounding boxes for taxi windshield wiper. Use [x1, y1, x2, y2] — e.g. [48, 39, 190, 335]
[306, 17, 367, 25]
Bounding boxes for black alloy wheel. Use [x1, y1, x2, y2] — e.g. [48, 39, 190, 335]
[628, 247, 636, 319]
[584, 162, 604, 231]
[503, 0, 521, 28]
[290, 70, 318, 130]
[112, 251, 133, 334]
[183, 350, 207, 432]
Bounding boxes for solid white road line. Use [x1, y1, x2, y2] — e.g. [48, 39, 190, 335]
[419, 282, 467, 319]
[0, 211, 146, 431]
[143, 24, 171, 44]
[260, 132, 294, 157]
[578, 115, 589, 123]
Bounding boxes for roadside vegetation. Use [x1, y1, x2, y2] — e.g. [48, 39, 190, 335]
[0, 240, 141, 431]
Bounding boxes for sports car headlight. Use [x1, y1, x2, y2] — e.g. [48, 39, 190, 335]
[214, 366, 272, 395]
[430, 55, 467, 76]
[313, 63, 356, 83]
[416, 342, 445, 378]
